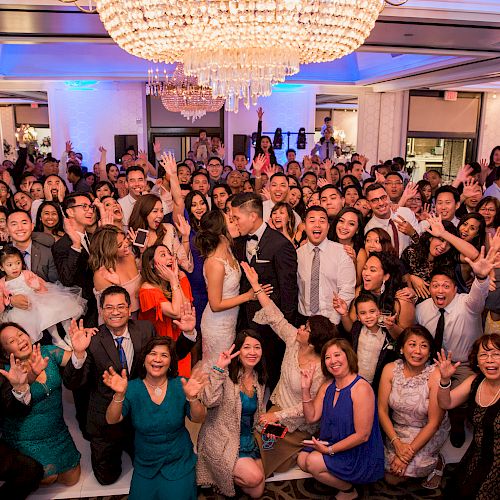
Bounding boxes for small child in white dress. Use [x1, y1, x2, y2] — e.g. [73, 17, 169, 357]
[0, 247, 86, 350]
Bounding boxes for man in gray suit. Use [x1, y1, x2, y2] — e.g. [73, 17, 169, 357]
[7, 210, 59, 283]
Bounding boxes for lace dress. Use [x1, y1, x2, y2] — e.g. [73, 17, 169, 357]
[385, 360, 450, 477]
[201, 256, 241, 365]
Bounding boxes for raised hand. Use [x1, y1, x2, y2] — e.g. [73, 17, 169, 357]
[43, 182, 53, 202]
[399, 181, 418, 207]
[374, 170, 386, 184]
[65, 140, 73, 153]
[332, 293, 348, 317]
[302, 155, 312, 170]
[172, 301, 196, 333]
[0, 353, 28, 390]
[102, 367, 128, 395]
[465, 245, 500, 279]
[57, 182, 66, 202]
[257, 107, 264, 121]
[358, 154, 368, 167]
[159, 152, 177, 178]
[28, 344, 49, 378]
[434, 349, 460, 383]
[425, 214, 446, 239]
[261, 186, 271, 201]
[181, 365, 208, 399]
[409, 274, 430, 299]
[64, 217, 81, 247]
[394, 215, 416, 237]
[175, 214, 191, 240]
[419, 203, 433, 221]
[98, 145, 107, 155]
[455, 164, 473, 185]
[68, 319, 98, 356]
[216, 143, 225, 158]
[252, 154, 266, 176]
[300, 363, 316, 390]
[317, 177, 329, 189]
[215, 344, 240, 370]
[241, 261, 259, 288]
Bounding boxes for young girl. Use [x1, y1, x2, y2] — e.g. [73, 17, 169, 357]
[0, 247, 86, 349]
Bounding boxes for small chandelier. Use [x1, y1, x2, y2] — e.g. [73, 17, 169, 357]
[96, 1, 392, 112]
[148, 64, 225, 122]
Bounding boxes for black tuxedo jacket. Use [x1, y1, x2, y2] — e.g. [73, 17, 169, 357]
[233, 224, 298, 325]
[62, 319, 194, 434]
[52, 233, 97, 326]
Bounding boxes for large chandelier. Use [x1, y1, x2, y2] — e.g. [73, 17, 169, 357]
[148, 64, 225, 122]
[96, 0, 387, 112]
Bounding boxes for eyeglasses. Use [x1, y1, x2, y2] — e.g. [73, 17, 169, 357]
[478, 352, 500, 361]
[72, 203, 96, 212]
[368, 194, 388, 204]
[102, 304, 129, 312]
[479, 207, 496, 214]
[208, 163, 221, 167]
[384, 181, 403, 186]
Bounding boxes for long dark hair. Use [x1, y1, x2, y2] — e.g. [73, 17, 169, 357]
[288, 185, 306, 219]
[195, 210, 231, 258]
[328, 207, 364, 253]
[254, 136, 277, 166]
[34, 200, 65, 236]
[184, 190, 209, 231]
[140, 244, 173, 297]
[364, 228, 398, 258]
[138, 337, 178, 379]
[228, 330, 267, 386]
[488, 145, 500, 168]
[458, 213, 486, 250]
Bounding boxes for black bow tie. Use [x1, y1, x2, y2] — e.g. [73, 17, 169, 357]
[246, 234, 258, 242]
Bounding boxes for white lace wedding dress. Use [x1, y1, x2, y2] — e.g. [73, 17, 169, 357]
[201, 256, 241, 366]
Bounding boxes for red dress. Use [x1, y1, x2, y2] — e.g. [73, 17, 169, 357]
[139, 276, 193, 377]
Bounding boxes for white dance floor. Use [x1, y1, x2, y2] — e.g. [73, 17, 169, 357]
[26, 388, 471, 499]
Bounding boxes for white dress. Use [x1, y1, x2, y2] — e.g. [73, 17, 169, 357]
[201, 256, 241, 366]
[1, 272, 87, 342]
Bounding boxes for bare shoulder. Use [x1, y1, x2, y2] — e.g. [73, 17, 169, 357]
[352, 377, 375, 399]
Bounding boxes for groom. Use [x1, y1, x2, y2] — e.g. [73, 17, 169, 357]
[231, 192, 298, 391]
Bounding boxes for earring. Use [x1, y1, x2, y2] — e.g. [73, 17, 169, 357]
[380, 279, 386, 294]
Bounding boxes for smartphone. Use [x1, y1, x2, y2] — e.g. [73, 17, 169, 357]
[263, 423, 288, 439]
[302, 439, 329, 446]
[133, 228, 149, 248]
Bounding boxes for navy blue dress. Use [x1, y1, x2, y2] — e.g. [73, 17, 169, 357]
[307, 376, 384, 484]
[186, 230, 208, 333]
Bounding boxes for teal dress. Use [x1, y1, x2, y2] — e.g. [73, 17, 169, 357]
[1, 345, 81, 477]
[123, 377, 197, 500]
[239, 390, 260, 459]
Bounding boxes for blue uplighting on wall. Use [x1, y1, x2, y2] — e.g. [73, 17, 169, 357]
[64, 81, 99, 90]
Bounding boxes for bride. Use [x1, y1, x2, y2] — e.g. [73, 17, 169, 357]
[195, 210, 271, 365]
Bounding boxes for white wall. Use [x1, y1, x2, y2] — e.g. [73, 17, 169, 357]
[47, 81, 147, 166]
[224, 85, 317, 167]
[332, 109, 358, 149]
[478, 92, 500, 161]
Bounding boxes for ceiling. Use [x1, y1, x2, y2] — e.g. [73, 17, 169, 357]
[0, 0, 499, 94]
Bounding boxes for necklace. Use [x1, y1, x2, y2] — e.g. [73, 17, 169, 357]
[144, 378, 167, 397]
[477, 379, 500, 407]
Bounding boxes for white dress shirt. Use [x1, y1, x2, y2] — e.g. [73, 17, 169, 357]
[118, 193, 137, 226]
[14, 242, 32, 271]
[416, 277, 490, 362]
[364, 206, 420, 256]
[246, 221, 267, 262]
[263, 199, 301, 231]
[297, 239, 356, 324]
[357, 325, 386, 384]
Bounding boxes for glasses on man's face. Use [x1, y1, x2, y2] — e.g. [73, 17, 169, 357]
[208, 163, 221, 168]
[72, 203, 96, 212]
[103, 304, 129, 313]
[478, 351, 500, 361]
[384, 181, 403, 186]
[368, 194, 388, 205]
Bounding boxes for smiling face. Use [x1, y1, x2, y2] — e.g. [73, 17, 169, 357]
[304, 209, 329, 245]
[146, 200, 164, 230]
[239, 335, 262, 369]
[479, 202, 496, 226]
[405, 193, 423, 213]
[13, 192, 32, 211]
[356, 300, 380, 329]
[260, 137, 271, 152]
[429, 237, 451, 258]
[207, 159, 223, 180]
[354, 198, 370, 217]
[20, 175, 37, 193]
[324, 344, 350, 378]
[477, 341, 500, 381]
[301, 174, 317, 191]
[402, 334, 431, 368]
[108, 165, 120, 182]
[336, 211, 358, 242]
[430, 274, 457, 308]
[287, 187, 301, 208]
[364, 230, 382, 254]
[177, 166, 191, 184]
[271, 206, 289, 231]
[40, 204, 60, 229]
[116, 233, 131, 258]
[287, 162, 302, 179]
[1, 255, 23, 279]
[102, 292, 131, 330]
[367, 187, 390, 218]
[7, 211, 33, 244]
[190, 194, 208, 221]
[67, 195, 96, 227]
[30, 182, 44, 200]
[0, 325, 32, 360]
[459, 217, 481, 242]
[426, 171, 441, 189]
[227, 171, 243, 190]
[362, 256, 389, 293]
[103, 198, 123, 221]
[270, 175, 289, 203]
[96, 184, 112, 199]
[144, 344, 171, 378]
[320, 187, 344, 218]
[126, 171, 146, 199]
[435, 192, 459, 221]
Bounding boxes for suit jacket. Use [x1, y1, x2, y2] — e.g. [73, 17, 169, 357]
[233, 224, 298, 326]
[62, 319, 194, 434]
[0, 372, 32, 422]
[52, 233, 97, 326]
[30, 238, 59, 283]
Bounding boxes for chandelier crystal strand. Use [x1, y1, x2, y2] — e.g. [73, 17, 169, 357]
[97, 0, 386, 112]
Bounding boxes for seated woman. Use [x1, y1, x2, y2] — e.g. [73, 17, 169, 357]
[0, 322, 81, 485]
[242, 263, 335, 477]
[197, 331, 267, 499]
[298, 338, 384, 499]
[139, 245, 193, 377]
[350, 251, 415, 336]
[103, 337, 206, 500]
[334, 292, 397, 392]
[436, 334, 500, 499]
[378, 326, 449, 489]
[89, 225, 141, 322]
[402, 215, 478, 300]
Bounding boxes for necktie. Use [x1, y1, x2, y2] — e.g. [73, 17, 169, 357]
[310, 247, 320, 314]
[115, 337, 129, 374]
[389, 219, 400, 255]
[435, 308, 446, 351]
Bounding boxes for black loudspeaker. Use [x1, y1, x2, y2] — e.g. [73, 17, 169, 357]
[114, 134, 138, 164]
[273, 128, 283, 149]
[297, 128, 307, 149]
[233, 134, 250, 158]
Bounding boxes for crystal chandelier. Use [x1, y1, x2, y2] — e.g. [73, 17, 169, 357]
[96, 0, 389, 112]
[148, 64, 225, 122]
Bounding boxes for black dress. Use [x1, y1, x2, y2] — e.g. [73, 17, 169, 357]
[445, 375, 499, 500]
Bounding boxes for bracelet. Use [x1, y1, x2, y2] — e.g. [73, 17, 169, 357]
[112, 394, 125, 403]
[12, 385, 29, 395]
[182, 239, 189, 243]
[253, 288, 263, 296]
[302, 398, 313, 403]
[212, 365, 225, 374]
[390, 436, 400, 444]
[171, 284, 181, 292]
[439, 379, 452, 389]
[328, 445, 335, 456]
